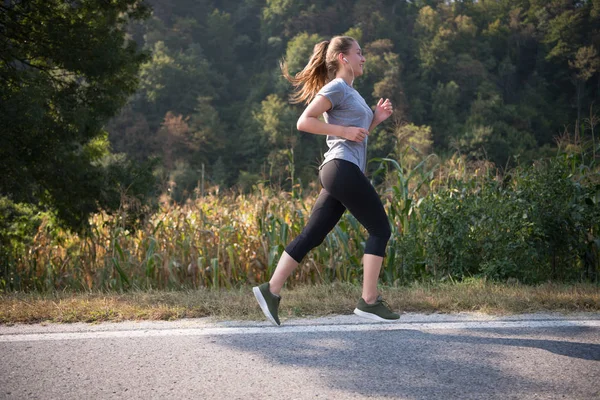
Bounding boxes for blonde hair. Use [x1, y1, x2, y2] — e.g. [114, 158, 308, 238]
[281, 36, 356, 105]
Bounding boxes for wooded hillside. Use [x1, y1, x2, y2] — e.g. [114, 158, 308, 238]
[108, 0, 600, 199]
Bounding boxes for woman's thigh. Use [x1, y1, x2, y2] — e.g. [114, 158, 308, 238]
[319, 159, 389, 234]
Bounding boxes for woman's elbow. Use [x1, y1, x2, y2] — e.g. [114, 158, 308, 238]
[296, 117, 306, 132]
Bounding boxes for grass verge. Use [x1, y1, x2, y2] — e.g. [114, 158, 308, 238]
[1, 280, 599, 325]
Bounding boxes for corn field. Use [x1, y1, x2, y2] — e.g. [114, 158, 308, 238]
[2, 150, 599, 292]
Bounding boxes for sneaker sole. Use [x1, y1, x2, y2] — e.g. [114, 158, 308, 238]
[353, 308, 400, 322]
[253, 286, 280, 326]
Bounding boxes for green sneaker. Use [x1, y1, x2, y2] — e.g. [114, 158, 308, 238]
[354, 295, 400, 322]
[253, 282, 281, 326]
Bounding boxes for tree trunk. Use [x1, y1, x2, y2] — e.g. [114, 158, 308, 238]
[576, 80, 582, 135]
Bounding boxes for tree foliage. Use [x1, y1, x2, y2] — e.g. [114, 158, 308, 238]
[1, 0, 153, 229]
[4, 0, 600, 226]
[100, 0, 600, 197]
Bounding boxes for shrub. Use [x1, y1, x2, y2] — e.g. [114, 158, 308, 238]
[393, 154, 600, 283]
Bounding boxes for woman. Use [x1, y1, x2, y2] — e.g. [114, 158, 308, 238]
[253, 36, 398, 325]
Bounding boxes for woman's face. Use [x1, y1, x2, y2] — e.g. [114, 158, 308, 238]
[344, 41, 366, 77]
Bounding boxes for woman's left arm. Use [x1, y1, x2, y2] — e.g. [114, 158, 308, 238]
[368, 98, 393, 133]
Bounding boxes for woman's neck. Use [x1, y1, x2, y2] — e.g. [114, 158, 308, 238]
[335, 69, 354, 87]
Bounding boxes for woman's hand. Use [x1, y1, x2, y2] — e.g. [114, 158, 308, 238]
[341, 126, 369, 142]
[373, 98, 393, 124]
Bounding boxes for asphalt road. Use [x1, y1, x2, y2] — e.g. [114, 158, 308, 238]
[1, 313, 599, 399]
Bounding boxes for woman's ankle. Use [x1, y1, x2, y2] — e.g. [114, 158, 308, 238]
[362, 294, 379, 304]
[268, 281, 282, 296]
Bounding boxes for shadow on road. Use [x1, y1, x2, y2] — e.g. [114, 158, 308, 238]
[431, 329, 600, 361]
[214, 326, 599, 398]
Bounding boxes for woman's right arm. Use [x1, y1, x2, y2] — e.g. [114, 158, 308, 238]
[296, 95, 369, 143]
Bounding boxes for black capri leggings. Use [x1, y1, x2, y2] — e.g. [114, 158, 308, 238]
[285, 159, 391, 263]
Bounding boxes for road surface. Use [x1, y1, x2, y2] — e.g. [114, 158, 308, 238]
[1, 313, 599, 399]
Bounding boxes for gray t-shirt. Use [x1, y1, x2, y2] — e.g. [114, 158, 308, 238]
[316, 78, 374, 172]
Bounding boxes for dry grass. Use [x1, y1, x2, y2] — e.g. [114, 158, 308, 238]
[1, 280, 599, 325]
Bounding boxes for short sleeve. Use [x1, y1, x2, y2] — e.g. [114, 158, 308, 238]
[317, 79, 346, 110]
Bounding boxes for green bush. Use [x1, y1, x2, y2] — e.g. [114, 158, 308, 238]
[0, 198, 46, 291]
[393, 154, 600, 283]
[417, 182, 541, 282]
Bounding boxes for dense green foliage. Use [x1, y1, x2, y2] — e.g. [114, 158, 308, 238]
[2, 147, 598, 292]
[0, 0, 155, 231]
[397, 154, 600, 283]
[106, 0, 600, 196]
[1, 1, 599, 290]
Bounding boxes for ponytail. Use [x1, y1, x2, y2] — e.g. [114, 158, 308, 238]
[281, 36, 355, 105]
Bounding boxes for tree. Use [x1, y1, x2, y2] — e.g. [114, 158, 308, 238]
[569, 46, 600, 127]
[252, 94, 302, 186]
[0, 0, 152, 229]
[284, 32, 325, 77]
[203, 9, 236, 78]
[138, 41, 225, 127]
[536, 0, 600, 129]
[97, 0, 599, 194]
[431, 81, 461, 147]
[394, 123, 434, 169]
[358, 39, 406, 122]
[261, 0, 303, 40]
[415, 5, 450, 76]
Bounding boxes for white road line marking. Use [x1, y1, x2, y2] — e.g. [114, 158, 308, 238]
[0, 320, 599, 342]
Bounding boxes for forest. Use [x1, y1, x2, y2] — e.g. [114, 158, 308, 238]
[107, 0, 600, 200]
[1, 0, 599, 290]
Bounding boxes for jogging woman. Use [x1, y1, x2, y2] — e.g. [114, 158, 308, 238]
[253, 36, 399, 325]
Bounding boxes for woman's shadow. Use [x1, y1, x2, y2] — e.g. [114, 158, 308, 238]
[214, 324, 599, 398]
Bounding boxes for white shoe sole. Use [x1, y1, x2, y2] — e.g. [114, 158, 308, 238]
[253, 286, 280, 326]
[353, 308, 400, 322]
